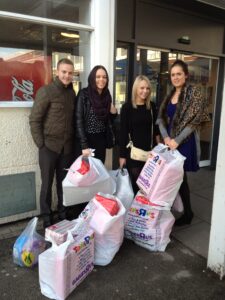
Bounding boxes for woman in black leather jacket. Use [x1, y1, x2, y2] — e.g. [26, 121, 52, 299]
[76, 65, 117, 163]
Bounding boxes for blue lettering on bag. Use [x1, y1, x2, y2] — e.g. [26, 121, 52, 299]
[153, 155, 160, 163]
[139, 209, 146, 216]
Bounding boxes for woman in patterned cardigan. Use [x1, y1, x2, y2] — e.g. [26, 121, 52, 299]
[156, 59, 210, 226]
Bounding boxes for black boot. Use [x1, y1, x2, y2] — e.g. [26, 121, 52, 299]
[43, 214, 53, 228]
[175, 172, 193, 226]
[175, 212, 194, 226]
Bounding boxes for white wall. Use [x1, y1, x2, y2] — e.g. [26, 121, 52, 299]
[0, 107, 40, 224]
[0, 0, 117, 224]
[207, 76, 225, 279]
[90, 0, 116, 169]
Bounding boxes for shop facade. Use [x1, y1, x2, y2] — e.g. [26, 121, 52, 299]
[0, 0, 116, 224]
[115, 0, 225, 279]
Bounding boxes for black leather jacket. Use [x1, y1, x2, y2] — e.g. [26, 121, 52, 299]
[76, 87, 117, 150]
[75, 88, 90, 149]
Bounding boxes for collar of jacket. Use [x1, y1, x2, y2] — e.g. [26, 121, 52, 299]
[54, 76, 73, 90]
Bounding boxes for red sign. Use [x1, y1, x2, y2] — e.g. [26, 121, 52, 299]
[0, 58, 52, 101]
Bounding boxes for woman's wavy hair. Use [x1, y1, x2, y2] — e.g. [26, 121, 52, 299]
[88, 65, 109, 92]
[131, 75, 151, 109]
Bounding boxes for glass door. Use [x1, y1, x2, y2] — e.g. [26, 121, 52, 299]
[115, 43, 129, 113]
[136, 47, 219, 166]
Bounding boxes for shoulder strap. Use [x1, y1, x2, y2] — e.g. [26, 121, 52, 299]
[150, 105, 153, 149]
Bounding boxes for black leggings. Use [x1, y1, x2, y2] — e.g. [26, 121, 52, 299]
[87, 132, 106, 164]
[128, 165, 144, 195]
[179, 172, 193, 217]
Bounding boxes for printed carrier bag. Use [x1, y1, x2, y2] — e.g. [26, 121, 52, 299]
[109, 168, 134, 210]
[39, 227, 94, 300]
[125, 191, 175, 251]
[13, 217, 46, 268]
[136, 143, 185, 208]
[77, 193, 126, 266]
[63, 157, 116, 206]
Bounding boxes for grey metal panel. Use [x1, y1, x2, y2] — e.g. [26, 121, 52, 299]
[117, 0, 135, 41]
[0, 172, 36, 218]
[135, 1, 224, 56]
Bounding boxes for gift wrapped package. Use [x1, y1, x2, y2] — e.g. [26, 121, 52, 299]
[45, 219, 77, 245]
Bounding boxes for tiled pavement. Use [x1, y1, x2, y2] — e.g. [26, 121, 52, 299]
[172, 167, 215, 258]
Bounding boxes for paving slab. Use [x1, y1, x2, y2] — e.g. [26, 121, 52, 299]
[0, 236, 224, 300]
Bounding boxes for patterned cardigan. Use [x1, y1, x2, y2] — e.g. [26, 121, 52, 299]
[156, 85, 210, 145]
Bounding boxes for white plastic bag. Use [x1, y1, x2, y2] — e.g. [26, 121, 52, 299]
[77, 193, 126, 266]
[137, 143, 185, 208]
[63, 157, 116, 206]
[39, 227, 94, 300]
[13, 217, 46, 267]
[109, 168, 134, 210]
[125, 191, 175, 251]
[67, 156, 99, 187]
[172, 193, 184, 212]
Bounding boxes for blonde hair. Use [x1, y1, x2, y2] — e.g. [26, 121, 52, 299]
[131, 75, 151, 109]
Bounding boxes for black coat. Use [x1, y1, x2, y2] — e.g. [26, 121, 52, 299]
[75, 87, 117, 150]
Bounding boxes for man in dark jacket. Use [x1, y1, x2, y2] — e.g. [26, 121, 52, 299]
[29, 58, 76, 228]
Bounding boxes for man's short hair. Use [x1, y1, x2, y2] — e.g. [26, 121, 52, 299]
[57, 58, 74, 69]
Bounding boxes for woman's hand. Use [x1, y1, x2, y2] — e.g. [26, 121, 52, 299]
[156, 135, 161, 144]
[110, 103, 117, 114]
[164, 137, 171, 146]
[168, 139, 179, 150]
[82, 148, 92, 156]
[119, 158, 126, 169]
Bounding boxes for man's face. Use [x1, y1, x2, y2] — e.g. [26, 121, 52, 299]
[56, 63, 74, 86]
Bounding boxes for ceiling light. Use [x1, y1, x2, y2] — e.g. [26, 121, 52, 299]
[61, 32, 79, 39]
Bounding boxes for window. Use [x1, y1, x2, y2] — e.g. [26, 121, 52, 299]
[0, 10, 92, 105]
[0, 0, 91, 24]
[115, 46, 128, 113]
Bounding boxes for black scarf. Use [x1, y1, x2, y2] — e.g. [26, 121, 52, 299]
[88, 85, 112, 121]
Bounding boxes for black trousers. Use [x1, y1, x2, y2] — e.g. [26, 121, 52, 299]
[39, 146, 74, 217]
[179, 172, 193, 217]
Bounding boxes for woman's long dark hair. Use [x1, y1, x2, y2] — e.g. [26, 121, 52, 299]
[87, 65, 111, 121]
[88, 65, 109, 92]
[159, 59, 189, 126]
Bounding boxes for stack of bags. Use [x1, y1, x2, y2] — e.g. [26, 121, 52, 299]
[38, 192, 125, 300]
[125, 144, 186, 251]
